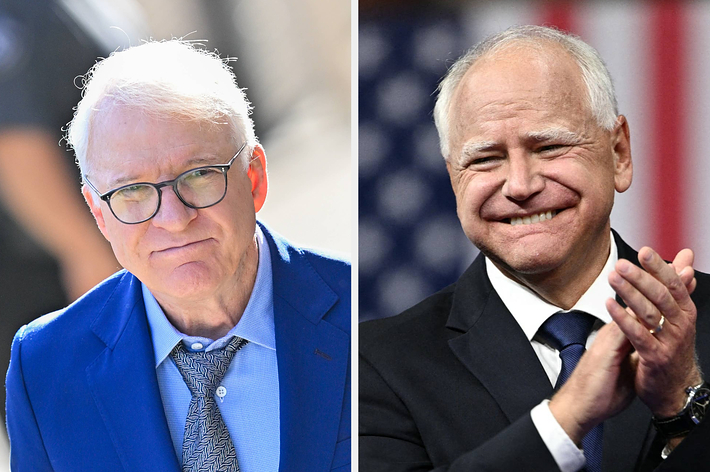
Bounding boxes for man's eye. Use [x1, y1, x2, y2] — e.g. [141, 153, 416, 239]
[182, 168, 216, 183]
[538, 144, 568, 153]
[123, 185, 147, 193]
[470, 156, 502, 166]
[188, 169, 211, 178]
[115, 185, 153, 200]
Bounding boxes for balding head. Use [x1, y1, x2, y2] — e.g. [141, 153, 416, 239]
[434, 25, 618, 161]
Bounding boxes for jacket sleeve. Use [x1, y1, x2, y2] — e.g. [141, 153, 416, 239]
[359, 351, 562, 472]
[653, 419, 710, 471]
[6, 325, 54, 471]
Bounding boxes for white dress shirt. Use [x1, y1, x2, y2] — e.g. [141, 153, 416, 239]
[485, 233, 617, 472]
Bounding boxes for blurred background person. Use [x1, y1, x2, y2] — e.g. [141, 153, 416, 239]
[359, 0, 710, 322]
[0, 0, 135, 430]
[0, 0, 349, 468]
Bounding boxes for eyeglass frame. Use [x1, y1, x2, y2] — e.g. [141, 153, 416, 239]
[83, 141, 250, 224]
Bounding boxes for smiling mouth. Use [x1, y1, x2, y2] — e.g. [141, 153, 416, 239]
[507, 210, 559, 226]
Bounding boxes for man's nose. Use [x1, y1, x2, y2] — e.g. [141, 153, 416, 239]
[150, 186, 197, 230]
[501, 153, 545, 201]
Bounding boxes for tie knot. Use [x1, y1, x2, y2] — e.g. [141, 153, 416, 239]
[171, 336, 248, 397]
[538, 310, 596, 351]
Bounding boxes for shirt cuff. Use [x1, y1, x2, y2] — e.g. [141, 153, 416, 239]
[530, 399, 586, 472]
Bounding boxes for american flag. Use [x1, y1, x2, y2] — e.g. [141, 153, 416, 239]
[359, 0, 710, 321]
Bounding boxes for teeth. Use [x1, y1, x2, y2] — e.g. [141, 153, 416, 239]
[510, 210, 557, 226]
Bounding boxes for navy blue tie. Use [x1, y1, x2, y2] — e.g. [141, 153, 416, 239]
[538, 310, 602, 472]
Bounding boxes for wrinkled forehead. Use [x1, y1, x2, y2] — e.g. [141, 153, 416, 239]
[448, 43, 592, 138]
[84, 101, 237, 175]
[84, 103, 238, 184]
[460, 43, 586, 106]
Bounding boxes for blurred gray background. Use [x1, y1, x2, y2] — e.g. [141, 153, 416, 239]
[0, 0, 349, 465]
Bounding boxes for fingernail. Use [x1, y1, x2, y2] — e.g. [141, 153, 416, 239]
[642, 251, 653, 262]
[618, 263, 629, 274]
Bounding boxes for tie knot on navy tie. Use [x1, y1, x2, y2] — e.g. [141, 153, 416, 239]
[171, 336, 248, 397]
[538, 310, 597, 352]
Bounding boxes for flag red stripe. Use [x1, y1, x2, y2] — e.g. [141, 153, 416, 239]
[538, 2, 576, 33]
[650, 2, 686, 259]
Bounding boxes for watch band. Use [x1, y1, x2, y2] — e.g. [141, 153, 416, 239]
[653, 382, 710, 439]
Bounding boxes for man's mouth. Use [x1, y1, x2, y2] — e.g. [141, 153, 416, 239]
[507, 210, 558, 226]
[154, 238, 211, 254]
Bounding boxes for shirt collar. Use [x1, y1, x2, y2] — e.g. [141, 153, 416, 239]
[144, 224, 276, 368]
[485, 232, 617, 342]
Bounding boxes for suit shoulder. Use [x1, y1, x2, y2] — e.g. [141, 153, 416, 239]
[302, 248, 350, 287]
[264, 226, 351, 333]
[360, 284, 455, 354]
[260, 222, 350, 291]
[299, 248, 351, 332]
[15, 271, 128, 349]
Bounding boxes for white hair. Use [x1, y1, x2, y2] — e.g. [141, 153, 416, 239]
[433, 25, 618, 160]
[67, 39, 257, 176]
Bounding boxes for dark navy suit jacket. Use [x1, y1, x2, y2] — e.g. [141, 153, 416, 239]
[360, 232, 710, 472]
[6, 224, 351, 471]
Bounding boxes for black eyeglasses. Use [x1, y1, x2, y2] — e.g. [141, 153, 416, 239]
[84, 142, 248, 224]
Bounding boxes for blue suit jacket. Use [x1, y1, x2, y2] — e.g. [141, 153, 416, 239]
[6, 225, 351, 472]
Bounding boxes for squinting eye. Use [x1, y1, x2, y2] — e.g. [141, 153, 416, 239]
[538, 144, 570, 153]
[183, 168, 219, 181]
[469, 156, 502, 167]
[188, 169, 211, 178]
[114, 184, 153, 200]
[123, 185, 147, 193]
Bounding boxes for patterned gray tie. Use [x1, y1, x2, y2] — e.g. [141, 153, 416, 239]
[170, 336, 249, 472]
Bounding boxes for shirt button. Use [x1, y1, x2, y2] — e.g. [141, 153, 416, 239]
[191, 342, 204, 350]
[216, 386, 227, 399]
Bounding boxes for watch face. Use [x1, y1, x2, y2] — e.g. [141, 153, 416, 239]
[690, 387, 710, 425]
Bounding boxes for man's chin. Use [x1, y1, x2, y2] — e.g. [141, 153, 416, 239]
[484, 250, 565, 279]
[149, 263, 221, 298]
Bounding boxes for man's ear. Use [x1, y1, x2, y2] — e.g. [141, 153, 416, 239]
[248, 144, 268, 213]
[82, 185, 110, 241]
[612, 115, 633, 193]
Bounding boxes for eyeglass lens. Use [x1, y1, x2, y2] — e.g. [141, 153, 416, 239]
[109, 167, 227, 223]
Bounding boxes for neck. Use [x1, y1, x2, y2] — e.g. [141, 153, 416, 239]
[494, 233, 612, 310]
[155, 237, 260, 339]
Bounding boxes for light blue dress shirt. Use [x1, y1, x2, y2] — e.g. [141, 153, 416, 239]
[143, 226, 280, 472]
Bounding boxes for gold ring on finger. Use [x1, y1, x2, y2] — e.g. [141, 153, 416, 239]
[649, 315, 665, 335]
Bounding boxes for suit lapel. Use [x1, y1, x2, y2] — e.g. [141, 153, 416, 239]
[263, 227, 349, 472]
[447, 256, 553, 422]
[86, 272, 180, 471]
[447, 239, 656, 472]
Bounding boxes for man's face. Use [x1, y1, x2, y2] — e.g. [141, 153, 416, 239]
[83, 106, 268, 303]
[446, 44, 632, 283]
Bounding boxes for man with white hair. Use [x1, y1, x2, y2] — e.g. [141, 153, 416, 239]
[6, 40, 351, 472]
[360, 26, 710, 471]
